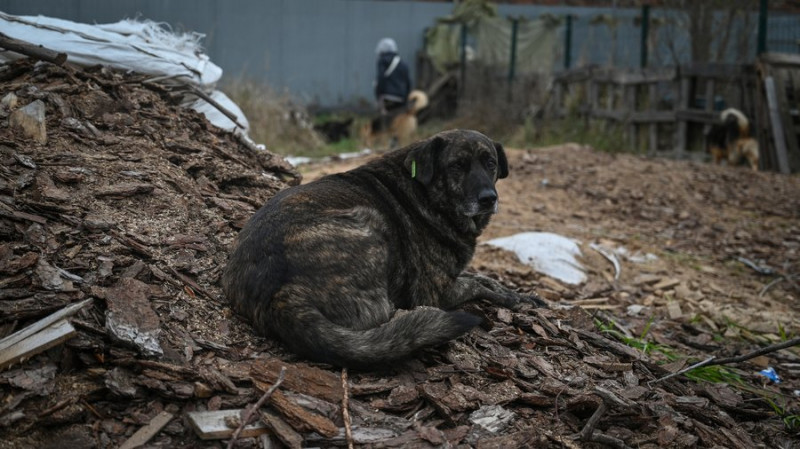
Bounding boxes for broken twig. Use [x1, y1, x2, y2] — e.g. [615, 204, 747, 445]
[576, 388, 634, 449]
[342, 368, 354, 449]
[759, 276, 785, 298]
[650, 336, 800, 386]
[227, 365, 286, 449]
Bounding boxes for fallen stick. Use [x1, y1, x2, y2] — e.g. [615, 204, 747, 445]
[759, 276, 785, 298]
[341, 368, 354, 449]
[576, 387, 634, 449]
[227, 366, 286, 449]
[578, 401, 606, 442]
[649, 336, 800, 386]
[0, 32, 67, 65]
[119, 411, 174, 449]
[185, 84, 247, 130]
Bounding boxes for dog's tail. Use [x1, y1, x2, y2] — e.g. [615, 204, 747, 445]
[407, 90, 429, 114]
[721, 108, 750, 137]
[269, 305, 480, 368]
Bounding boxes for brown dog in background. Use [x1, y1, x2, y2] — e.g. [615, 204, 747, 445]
[706, 108, 760, 171]
[361, 90, 428, 150]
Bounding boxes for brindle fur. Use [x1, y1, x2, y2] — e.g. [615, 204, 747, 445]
[222, 129, 545, 368]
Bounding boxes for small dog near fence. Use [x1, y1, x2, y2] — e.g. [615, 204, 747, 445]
[706, 108, 759, 171]
[361, 89, 428, 150]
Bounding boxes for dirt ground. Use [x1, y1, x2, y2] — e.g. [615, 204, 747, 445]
[304, 142, 800, 340]
[301, 141, 800, 444]
[2, 57, 800, 448]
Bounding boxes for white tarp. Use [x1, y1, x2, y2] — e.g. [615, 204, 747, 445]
[0, 12, 249, 134]
[486, 232, 587, 285]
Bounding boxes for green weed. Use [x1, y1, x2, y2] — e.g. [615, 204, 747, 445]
[683, 364, 743, 384]
[765, 397, 800, 431]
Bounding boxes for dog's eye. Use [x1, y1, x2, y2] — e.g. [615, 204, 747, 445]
[486, 159, 497, 170]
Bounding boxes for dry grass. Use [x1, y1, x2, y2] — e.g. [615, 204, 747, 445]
[220, 77, 326, 156]
[222, 76, 628, 158]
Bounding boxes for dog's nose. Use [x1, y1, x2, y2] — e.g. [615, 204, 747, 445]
[478, 189, 497, 208]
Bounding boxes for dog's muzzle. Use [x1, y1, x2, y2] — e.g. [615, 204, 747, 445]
[478, 189, 497, 211]
[463, 188, 499, 217]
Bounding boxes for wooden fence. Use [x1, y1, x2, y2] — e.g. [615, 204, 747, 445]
[550, 62, 764, 162]
[755, 53, 800, 174]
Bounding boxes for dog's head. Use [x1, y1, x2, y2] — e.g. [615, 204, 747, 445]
[403, 129, 508, 234]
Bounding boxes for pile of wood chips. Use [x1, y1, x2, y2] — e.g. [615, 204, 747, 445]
[0, 58, 798, 448]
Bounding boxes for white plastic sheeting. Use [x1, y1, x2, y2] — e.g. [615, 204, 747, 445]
[486, 232, 587, 285]
[0, 12, 249, 134]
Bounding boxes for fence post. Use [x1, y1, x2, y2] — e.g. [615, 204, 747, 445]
[508, 17, 519, 101]
[640, 5, 650, 68]
[460, 23, 467, 93]
[564, 15, 573, 69]
[757, 0, 767, 55]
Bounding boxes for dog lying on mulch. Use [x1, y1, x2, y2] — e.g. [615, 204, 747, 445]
[222, 129, 545, 368]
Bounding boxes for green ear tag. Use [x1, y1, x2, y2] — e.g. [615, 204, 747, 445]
[411, 160, 417, 179]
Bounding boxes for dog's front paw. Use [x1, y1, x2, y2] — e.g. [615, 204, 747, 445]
[519, 291, 548, 309]
[473, 275, 547, 310]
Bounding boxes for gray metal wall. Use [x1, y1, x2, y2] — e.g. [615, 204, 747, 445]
[0, 0, 455, 107]
[0, 1, 794, 107]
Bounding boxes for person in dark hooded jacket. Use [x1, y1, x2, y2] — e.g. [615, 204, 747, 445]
[374, 37, 411, 114]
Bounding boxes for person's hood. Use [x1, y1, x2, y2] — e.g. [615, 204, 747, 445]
[375, 37, 398, 54]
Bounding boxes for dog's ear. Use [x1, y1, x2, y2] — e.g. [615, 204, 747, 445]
[494, 141, 509, 179]
[404, 135, 444, 185]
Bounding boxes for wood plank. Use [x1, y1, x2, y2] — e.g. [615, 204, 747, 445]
[186, 409, 269, 440]
[630, 111, 675, 123]
[675, 109, 717, 124]
[676, 77, 691, 156]
[591, 109, 626, 121]
[764, 76, 792, 174]
[589, 78, 598, 112]
[702, 79, 716, 137]
[648, 83, 658, 154]
[779, 69, 800, 171]
[119, 411, 174, 449]
[268, 388, 339, 438]
[553, 82, 563, 116]
[626, 84, 637, 150]
[261, 410, 303, 449]
[0, 319, 76, 369]
[682, 63, 747, 79]
[614, 67, 676, 84]
[249, 359, 342, 403]
[759, 52, 800, 67]
[0, 298, 91, 350]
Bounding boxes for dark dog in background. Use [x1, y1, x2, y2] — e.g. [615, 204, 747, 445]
[706, 108, 759, 171]
[314, 117, 354, 143]
[222, 129, 545, 369]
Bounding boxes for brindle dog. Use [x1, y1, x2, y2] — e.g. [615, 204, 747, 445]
[222, 129, 545, 368]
